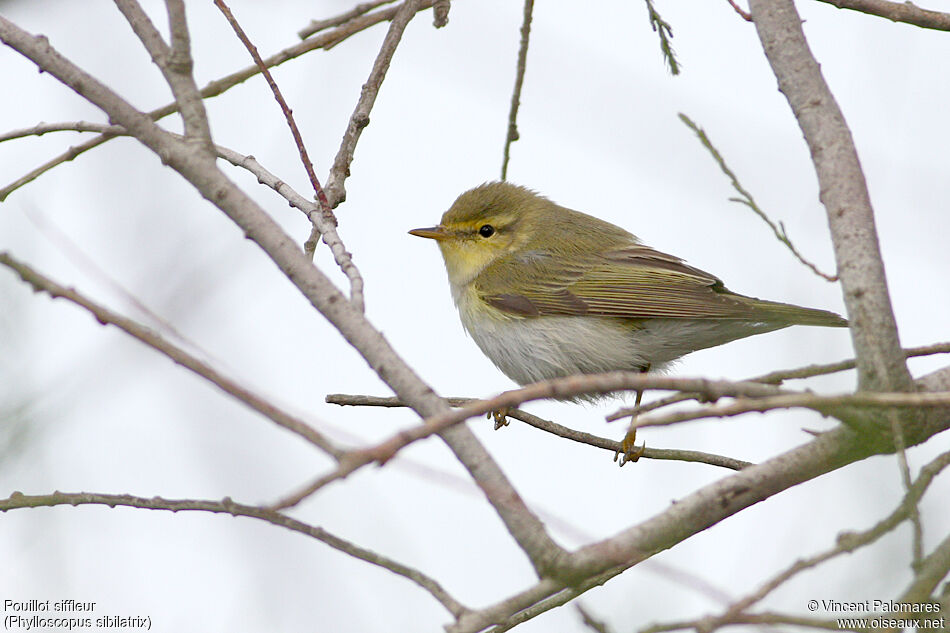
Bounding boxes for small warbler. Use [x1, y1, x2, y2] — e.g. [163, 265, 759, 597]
[409, 182, 846, 412]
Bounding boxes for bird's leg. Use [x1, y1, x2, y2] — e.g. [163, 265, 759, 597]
[619, 365, 649, 465]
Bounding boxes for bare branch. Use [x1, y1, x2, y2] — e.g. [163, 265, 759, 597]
[749, 0, 913, 394]
[279, 374, 786, 508]
[212, 4, 329, 216]
[501, 0, 534, 181]
[679, 449, 950, 631]
[163, 0, 212, 144]
[215, 147, 365, 310]
[815, 0, 950, 31]
[450, 424, 911, 633]
[576, 604, 613, 633]
[725, 0, 752, 21]
[640, 612, 841, 633]
[432, 0, 451, 27]
[679, 113, 838, 281]
[343, 373, 788, 463]
[212, 0, 364, 312]
[899, 530, 950, 603]
[0, 118, 364, 308]
[113, 0, 213, 145]
[630, 390, 950, 432]
[0, 120, 123, 142]
[602, 342, 950, 422]
[0, 490, 469, 618]
[298, 1, 396, 39]
[749, 342, 950, 386]
[0, 15, 567, 580]
[0, 252, 341, 458]
[324, 0, 423, 208]
[0, 2, 436, 202]
[325, 393, 753, 470]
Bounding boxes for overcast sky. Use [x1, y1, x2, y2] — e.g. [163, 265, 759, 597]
[1, 1, 948, 631]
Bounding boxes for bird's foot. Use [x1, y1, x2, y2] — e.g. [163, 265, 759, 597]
[489, 407, 511, 430]
[616, 424, 645, 466]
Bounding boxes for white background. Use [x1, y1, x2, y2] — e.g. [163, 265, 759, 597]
[1, 0, 948, 631]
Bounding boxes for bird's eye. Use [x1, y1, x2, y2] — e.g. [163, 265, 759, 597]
[478, 224, 495, 238]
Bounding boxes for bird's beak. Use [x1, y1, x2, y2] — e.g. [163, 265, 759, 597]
[408, 225, 451, 241]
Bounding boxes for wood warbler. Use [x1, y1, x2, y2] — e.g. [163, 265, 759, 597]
[409, 182, 847, 400]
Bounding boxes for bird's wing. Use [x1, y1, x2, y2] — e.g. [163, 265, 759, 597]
[476, 243, 759, 320]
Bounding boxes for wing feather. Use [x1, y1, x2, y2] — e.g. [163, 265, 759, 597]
[475, 242, 761, 320]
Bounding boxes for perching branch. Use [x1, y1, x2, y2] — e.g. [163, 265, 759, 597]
[325, 393, 753, 471]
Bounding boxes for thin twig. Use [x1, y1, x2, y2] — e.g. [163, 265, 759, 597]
[298, 0, 396, 39]
[501, 0, 533, 181]
[0, 2, 436, 203]
[0, 9, 567, 584]
[888, 412, 923, 570]
[630, 390, 950, 431]
[213, 0, 365, 313]
[0, 118, 363, 315]
[639, 612, 841, 633]
[213, 0, 329, 214]
[113, 0, 213, 145]
[617, 342, 950, 418]
[725, 0, 752, 21]
[0, 134, 117, 202]
[0, 121, 123, 142]
[324, 0, 422, 209]
[679, 113, 838, 281]
[0, 252, 341, 458]
[898, 530, 950, 604]
[0, 490, 468, 618]
[815, 0, 950, 31]
[325, 394, 753, 471]
[216, 147, 364, 309]
[576, 604, 613, 633]
[749, 342, 950, 385]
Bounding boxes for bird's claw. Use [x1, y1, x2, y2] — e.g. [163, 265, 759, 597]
[489, 407, 511, 430]
[616, 424, 645, 466]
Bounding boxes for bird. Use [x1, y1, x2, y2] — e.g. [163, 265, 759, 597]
[409, 182, 847, 460]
